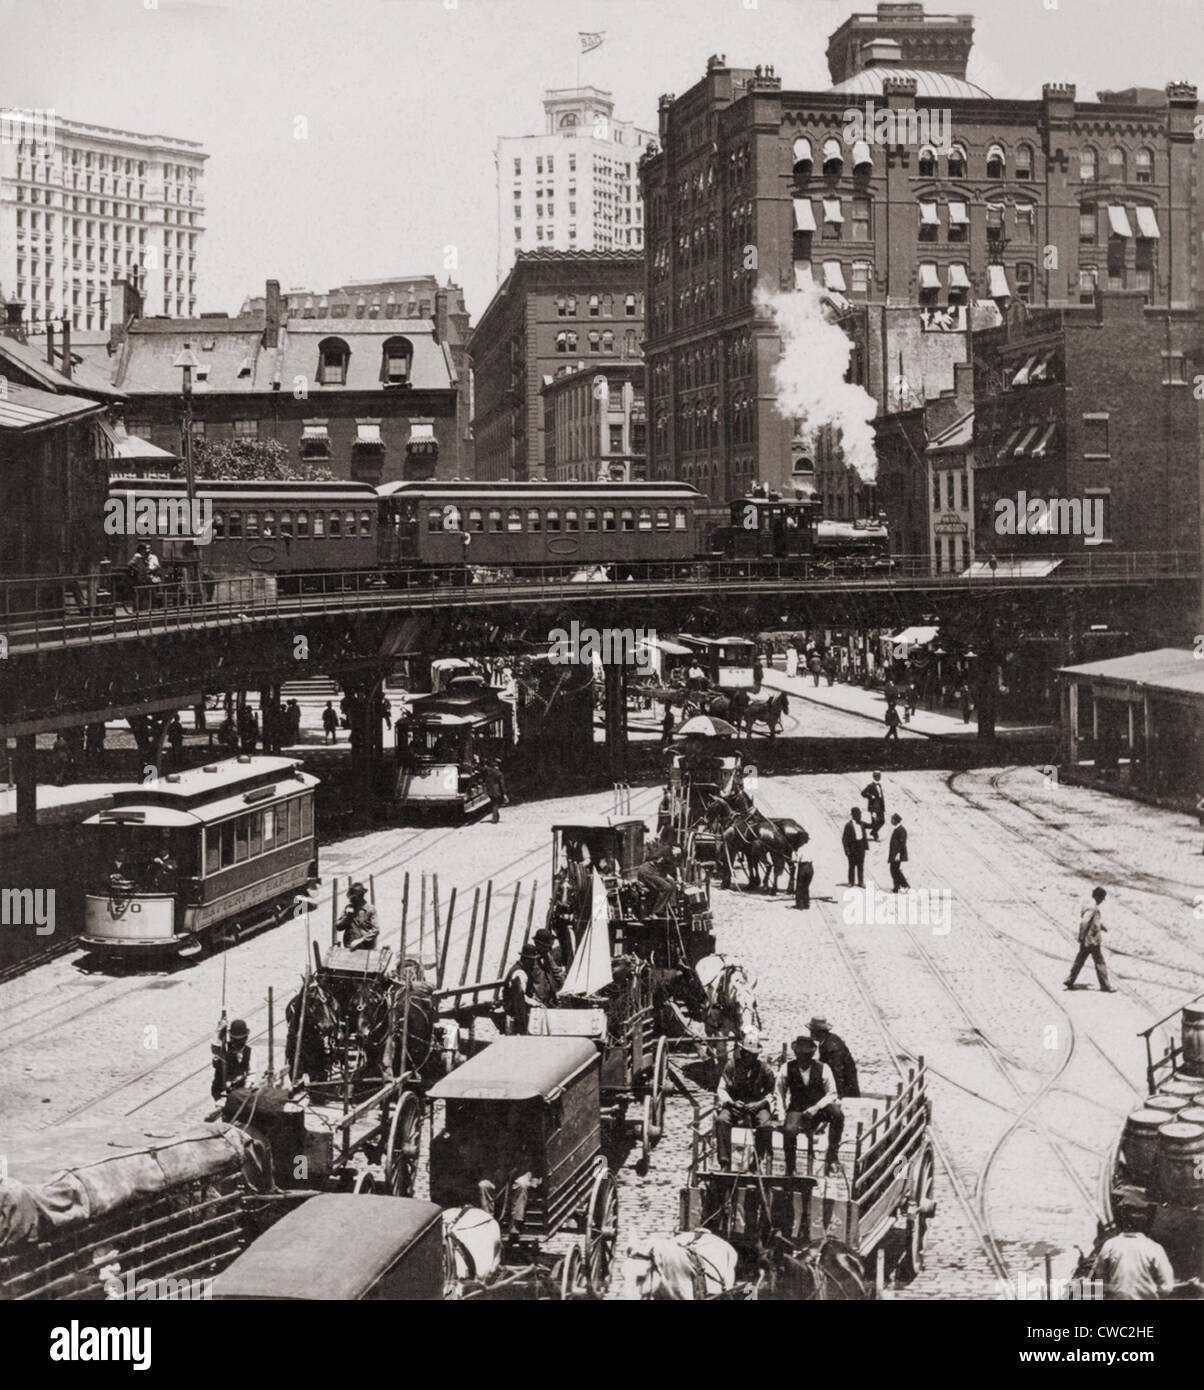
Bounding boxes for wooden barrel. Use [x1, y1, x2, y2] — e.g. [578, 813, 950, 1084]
[1182, 1005, 1204, 1078]
[1145, 1094, 1189, 1117]
[1121, 1108, 1167, 1180]
[1156, 1077, 1202, 1100]
[1154, 1121, 1204, 1202]
[1177, 1105, 1204, 1127]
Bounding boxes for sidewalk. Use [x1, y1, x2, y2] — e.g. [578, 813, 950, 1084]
[761, 668, 1053, 743]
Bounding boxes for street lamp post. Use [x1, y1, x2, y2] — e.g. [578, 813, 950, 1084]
[173, 344, 200, 538]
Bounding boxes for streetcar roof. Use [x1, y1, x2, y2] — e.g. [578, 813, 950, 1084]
[677, 634, 756, 649]
[212, 1195, 444, 1301]
[107, 479, 377, 502]
[84, 758, 318, 823]
[377, 480, 699, 501]
[429, 1036, 599, 1102]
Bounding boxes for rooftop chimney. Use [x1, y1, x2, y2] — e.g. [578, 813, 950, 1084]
[3, 301, 27, 342]
[46, 321, 56, 366]
[60, 316, 72, 381]
[263, 279, 282, 349]
[860, 38, 904, 67]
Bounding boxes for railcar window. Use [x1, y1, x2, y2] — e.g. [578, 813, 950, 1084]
[248, 812, 263, 857]
[489, 509, 503, 532]
[468, 508, 484, 532]
[427, 510, 441, 533]
[212, 511, 225, 539]
[345, 511, 357, 536]
[546, 508, 560, 532]
[527, 508, 541, 532]
[602, 508, 616, 531]
[360, 511, 372, 535]
[620, 508, 635, 531]
[287, 798, 300, 841]
[330, 512, 342, 536]
[263, 807, 276, 849]
[313, 512, 326, 537]
[296, 512, 309, 538]
[262, 511, 276, 538]
[221, 819, 236, 866]
[565, 508, 579, 532]
[584, 508, 598, 531]
[655, 508, 670, 528]
[228, 512, 242, 537]
[507, 508, 522, 532]
[637, 508, 652, 530]
[674, 508, 687, 530]
[205, 831, 220, 874]
[301, 797, 314, 837]
[279, 511, 293, 537]
[234, 817, 250, 863]
[245, 512, 260, 537]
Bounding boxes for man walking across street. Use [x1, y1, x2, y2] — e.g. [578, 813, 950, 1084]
[888, 812, 910, 893]
[861, 771, 885, 840]
[884, 702, 901, 741]
[1064, 886, 1114, 992]
[791, 831, 813, 910]
[841, 807, 867, 888]
[483, 759, 508, 823]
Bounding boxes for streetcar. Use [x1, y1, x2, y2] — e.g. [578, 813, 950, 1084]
[81, 755, 319, 957]
[676, 634, 758, 691]
[393, 673, 512, 819]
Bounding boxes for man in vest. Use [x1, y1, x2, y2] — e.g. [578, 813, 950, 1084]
[338, 883, 379, 951]
[776, 1035, 844, 1176]
[714, 1038, 776, 1171]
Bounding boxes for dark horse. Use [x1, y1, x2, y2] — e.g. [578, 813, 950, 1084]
[760, 1233, 872, 1300]
[739, 690, 789, 738]
[682, 688, 751, 725]
[707, 796, 794, 892]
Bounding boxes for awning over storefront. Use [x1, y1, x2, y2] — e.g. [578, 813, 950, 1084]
[964, 558, 1063, 578]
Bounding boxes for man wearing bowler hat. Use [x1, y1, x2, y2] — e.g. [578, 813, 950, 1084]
[808, 1016, 860, 1098]
[338, 882, 379, 951]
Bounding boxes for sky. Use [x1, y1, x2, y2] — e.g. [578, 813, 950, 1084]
[4, 0, 1202, 323]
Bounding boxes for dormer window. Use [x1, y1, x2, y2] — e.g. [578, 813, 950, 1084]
[318, 337, 349, 385]
[986, 144, 1006, 180]
[381, 336, 413, 386]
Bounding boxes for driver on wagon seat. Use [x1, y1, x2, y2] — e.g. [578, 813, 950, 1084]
[714, 1037, 776, 1171]
[636, 841, 682, 916]
[338, 883, 379, 951]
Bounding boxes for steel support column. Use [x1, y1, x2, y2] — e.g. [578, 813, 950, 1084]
[14, 734, 36, 830]
[602, 660, 628, 783]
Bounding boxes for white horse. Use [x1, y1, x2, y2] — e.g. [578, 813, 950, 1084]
[694, 953, 763, 1064]
[441, 1206, 502, 1297]
[631, 1230, 743, 1300]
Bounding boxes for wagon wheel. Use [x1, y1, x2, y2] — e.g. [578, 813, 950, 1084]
[385, 1090, 422, 1198]
[583, 1166, 619, 1298]
[352, 1170, 378, 1195]
[896, 1145, 936, 1282]
[638, 1038, 669, 1168]
[558, 1243, 585, 1302]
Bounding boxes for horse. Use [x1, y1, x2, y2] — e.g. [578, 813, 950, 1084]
[707, 798, 793, 892]
[442, 1206, 503, 1298]
[761, 1233, 872, 1300]
[694, 953, 762, 1064]
[631, 1231, 744, 1300]
[358, 976, 442, 1083]
[283, 977, 339, 1081]
[740, 690, 789, 738]
[682, 688, 751, 725]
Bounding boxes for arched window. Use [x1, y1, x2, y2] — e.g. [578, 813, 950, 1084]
[821, 137, 843, 174]
[566, 331, 578, 352]
[1135, 147, 1153, 184]
[1108, 147, 1126, 180]
[947, 144, 967, 178]
[602, 330, 614, 352]
[588, 331, 600, 352]
[1015, 143, 1033, 180]
[564, 508, 579, 532]
[986, 144, 1006, 180]
[556, 331, 567, 352]
[560, 112, 578, 128]
[624, 329, 637, 356]
[588, 294, 600, 316]
[317, 336, 350, 385]
[1079, 146, 1097, 182]
[546, 508, 560, 532]
[506, 508, 522, 532]
[381, 336, 413, 385]
[793, 135, 813, 172]
[918, 145, 937, 177]
[526, 508, 541, 531]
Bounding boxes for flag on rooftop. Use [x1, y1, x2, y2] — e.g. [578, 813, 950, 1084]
[579, 31, 605, 53]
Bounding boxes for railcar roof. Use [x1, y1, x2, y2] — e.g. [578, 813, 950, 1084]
[107, 479, 377, 498]
[428, 1036, 599, 1102]
[98, 757, 311, 803]
[213, 1195, 443, 1300]
[378, 480, 699, 498]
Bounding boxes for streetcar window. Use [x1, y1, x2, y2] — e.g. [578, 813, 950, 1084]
[546, 508, 560, 532]
[300, 797, 313, 838]
[345, 511, 357, 536]
[279, 511, 293, 537]
[295, 511, 309, 538]
[527, 508, 541, 532]
[228, 512, 242, 538]
[426, 510, 441, 533]
[674, 508, 687, 530]
[565, 508, 579, 532]
[468, 508, 484, 533]
[234, 817, 250, 863]
[212, 511, 225, 539]
[489, 509, 503, 532]
[602, 509, 616, 531]
[584, 508, 598, 531]
[286, 798, 300, 842]
[328, 512, 342, 536]
[360, 511, 372, 535]
[263, 807, 276, 849]
[637, 508, 653, 530]
[620, 509, 635, 531]
[205, 829, 220, 875]
[262, 511, 276, 538]
[507, 508, 523, 532]
[313, 512, 325, 537]
[248, 812, 263, 858]
[220, 819, 236, 866]
[244, 512, 260, 538]
[655, 508, 670, 528]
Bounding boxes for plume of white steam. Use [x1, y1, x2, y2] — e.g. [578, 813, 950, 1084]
[757, 281, 879, 483]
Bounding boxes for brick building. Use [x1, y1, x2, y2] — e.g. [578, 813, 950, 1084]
[640, 3, 1202, 513]
[77, 278, 468, 483]
[542, 362, 647, 481]
[468, 250, 644, 479]
[970, 292, 1200, 559]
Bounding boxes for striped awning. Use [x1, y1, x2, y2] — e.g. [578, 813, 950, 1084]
[301, 422, 329, 441]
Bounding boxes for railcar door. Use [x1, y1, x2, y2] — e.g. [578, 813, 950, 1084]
[378, 498, 420, 567]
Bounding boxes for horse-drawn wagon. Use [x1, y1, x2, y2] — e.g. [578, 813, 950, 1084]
[677, 1059, 935, 1295]
[428, 1035, 620, 1299]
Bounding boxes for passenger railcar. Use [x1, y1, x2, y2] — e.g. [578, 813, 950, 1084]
[82, 755, 319, 957]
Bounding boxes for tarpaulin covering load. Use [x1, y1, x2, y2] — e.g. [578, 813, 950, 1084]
[0, 1123, 265, 1249]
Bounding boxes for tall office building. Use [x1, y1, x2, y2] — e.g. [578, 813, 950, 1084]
[496, 88, 655, 277]
[0, 114, 206, 335]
